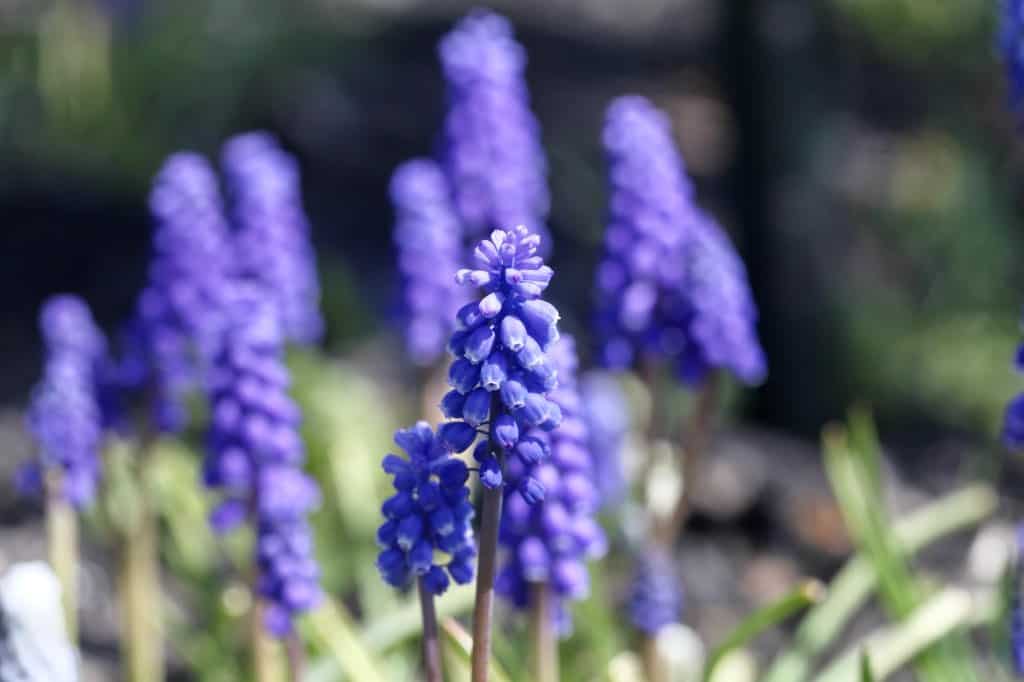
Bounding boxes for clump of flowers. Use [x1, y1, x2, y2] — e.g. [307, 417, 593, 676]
[439, 10, 551, 247]
[376, 422, 477, 594]
[595, 95, 765, 385]
[1002, 0, 1024, 117]
[20, 295, 107, 507]
[390, 159, 467, 367]
[203, 293, 322, 636]
[437, 225, 562, 500]
[628, 545, 683, 635]
[223, 132, 323, 346]
[135, 152, 234, 432]
[496, 336, 607, 632]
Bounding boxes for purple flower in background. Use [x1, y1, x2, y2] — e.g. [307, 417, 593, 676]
[496, 336, 606, 633]
[1004, 339, 1024, 448]
[1001, 0, 1024, 117]
[20, 295, 107, 507]
[437, 226, 562, 502]
[439, 10, 551, 248]
[223, 132, 323, 345]
[376, 422, 476, 594]
[580, 371, 629, 508]
[390, 159, 467, 366]
[203, 293, 322, 636]
[136, 152, 234, 432]
[595, 95, 765, 386]
[628, 545, 682, 635]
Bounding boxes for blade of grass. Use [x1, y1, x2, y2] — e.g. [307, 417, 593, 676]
[300, 600, 387, 682]
[701, 580, 824, 682]
[762, 484, 996, 682]
[440, 617, 513, 682]
[362, 583, 476, 652]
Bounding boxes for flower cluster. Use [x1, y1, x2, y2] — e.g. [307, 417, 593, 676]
[224, 132, 323, 345]
[136, 152, 234, 432]
[439, 10, 551, 247]
[376, 422, 476, 594]
[1002, 0, 1024, 117]
[595, 95, 765, 386]
[437, 226, 562, 503]
[1004, 336, 1024, 448]
[203, 295, 322, 636]
[496, 336, 607, 633]
[21, 296, 107, 507]
[628, 545, 682, 635]
[580, 371, 629, 508]
[390, 159, 467, 366]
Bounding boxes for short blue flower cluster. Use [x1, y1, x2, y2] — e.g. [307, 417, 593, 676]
[437, 226, 562, 503]
[390, 159, 467, 366]
[21, 296, 107, 507]
[223, 132, 323, 346]
[376, 422, 477, 595]
[203, 295, 322, 636]
[628, 545, 682, 635]
[438, 10, 551, 246]
[1004, 338, 1024, 448]
[136, 152, 234, 432]
[595, 95, 765, 386]
[496, 336, 607, 633]
[1003, 0, 1024, 117]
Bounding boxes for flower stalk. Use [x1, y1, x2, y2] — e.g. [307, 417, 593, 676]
[530, 581, 558, 682]
[45, 469, 78, 644]
[418, 577, 444, 682]
[471, 400, 505, 682]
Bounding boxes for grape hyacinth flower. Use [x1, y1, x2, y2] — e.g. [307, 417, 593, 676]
[1004, 332, 1024, 448]
[390, 159, 467, 367]
[223, 132, 324, 345]
[136, 152, 234, 432]
[496, 336, 607, 635]
[203, 294, 322, 637]
[1001, 0, 1024, 118]
[437, 225, 560, 681]
[580, 371, 629, 508]
[628, 545, 683, 635]
[376, 422, 477, 593]
[439, 10, 551, 248]
[595, 95, 765, 386]
[20, 295, 107, 507]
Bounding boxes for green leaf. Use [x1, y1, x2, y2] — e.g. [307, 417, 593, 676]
[860, 650, 875, 682]
[300, 600, 387, 682]
[701, 580, 823, 682]
[440, 617, 513, 682]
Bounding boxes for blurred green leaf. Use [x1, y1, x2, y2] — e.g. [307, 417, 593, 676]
[440, 617, 513, 682]
[301, 601, 387, 682]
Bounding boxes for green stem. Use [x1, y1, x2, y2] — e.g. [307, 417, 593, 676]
[762, 484, 997, 682]
[120, 497, 163, 682]
[529, 581, 558, 682]
[45, 469, 78, 644]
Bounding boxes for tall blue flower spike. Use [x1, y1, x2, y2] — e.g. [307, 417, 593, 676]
[495, 336, 607, 634]
[437, 225, 562, 503]
[390, 159, 467, 367]
[203, 292, 322, 637]
[595, 95, 765, 386]
[223, 132, 324, 346]
[439, 10, 551, 249]
[19, 295, 107, 507]
[376, 422, 477, 594]
[136, 152, 234, 432]
[628, 545, 683, 635]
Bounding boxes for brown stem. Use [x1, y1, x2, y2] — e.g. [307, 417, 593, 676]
[471, 393, 506, 682]
[418, 577, 444, 682]
[529, 582, 558, 682]
[45, 469, 78, 643]
[641, 633, 666, 682]
[660, 372, 720, 545]
[285, 634, 306, 682]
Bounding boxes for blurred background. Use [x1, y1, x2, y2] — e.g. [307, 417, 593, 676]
[0, 0, 1018, 679]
